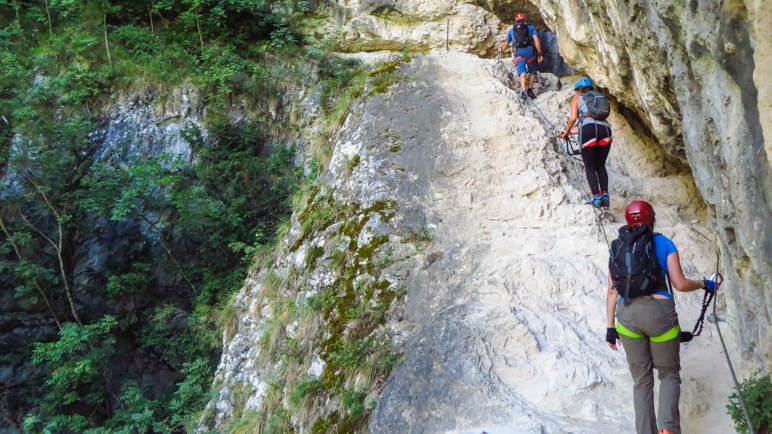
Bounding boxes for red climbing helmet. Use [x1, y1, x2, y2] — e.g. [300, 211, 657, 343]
[516, 13, 527, 22]
[625, 200, 656, 226]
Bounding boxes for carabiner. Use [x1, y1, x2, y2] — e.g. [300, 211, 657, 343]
[711, 271, 724, 287]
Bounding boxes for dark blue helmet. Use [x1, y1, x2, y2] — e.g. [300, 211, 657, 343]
[575, 78, 593, 89]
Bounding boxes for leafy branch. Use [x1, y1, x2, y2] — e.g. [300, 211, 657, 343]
[27, 176, 82, 326]
[0, 215, 62, 329]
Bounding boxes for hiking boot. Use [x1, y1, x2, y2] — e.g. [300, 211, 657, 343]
[586, 195, 602, 208]
[601, 192, 610, 208]
[527, 88, 537, 99]
[659, 430, 674, 434]
[520, 91, 528, 101]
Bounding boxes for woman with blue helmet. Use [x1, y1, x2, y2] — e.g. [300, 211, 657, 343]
[559, 78, 613, 208]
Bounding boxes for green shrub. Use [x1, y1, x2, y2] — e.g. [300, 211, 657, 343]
[290, 380, 324, 407]
[728, 374, 772, 434]
[342, 389, 367, 418]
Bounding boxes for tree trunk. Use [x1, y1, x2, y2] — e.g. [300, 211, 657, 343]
[44, 0, 53, 37]
[148, 2, 155, 34]
[195, 10, 204, 50]
[27, 182, 83, 326]
[103, 13, 114, 73]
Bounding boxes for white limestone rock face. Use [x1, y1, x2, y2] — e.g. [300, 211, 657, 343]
[206, 53, 740, 433]
[91, 62, 320, 165]
[320, 0, 503, 55]
[526, 0, 772, 373]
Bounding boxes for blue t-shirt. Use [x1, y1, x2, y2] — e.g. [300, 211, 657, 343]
[619, 233, 678, 299]
[506, 25, 538, 45]
[654, 234, 678, 275]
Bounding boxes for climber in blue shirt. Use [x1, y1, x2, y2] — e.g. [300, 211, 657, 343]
[498, 13, 543, 101]
[606, 200, 718, 434]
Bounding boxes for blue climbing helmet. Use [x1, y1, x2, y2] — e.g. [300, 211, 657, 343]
[575, 78, 593, 89]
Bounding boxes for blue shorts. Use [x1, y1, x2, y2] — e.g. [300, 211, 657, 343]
[514, 45, 537, 76]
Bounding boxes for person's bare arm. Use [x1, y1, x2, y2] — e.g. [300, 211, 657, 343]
[606, 272, 620, 350]
[666, 251, 707, 292]
[499, 40, 509, 53]
[533, 34, 544, 63]
[560, 96, 579, 139]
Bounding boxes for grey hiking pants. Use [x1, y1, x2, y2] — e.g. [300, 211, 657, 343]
[616, 297, 682, 434]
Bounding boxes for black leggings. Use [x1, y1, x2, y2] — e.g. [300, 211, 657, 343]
[581, 144, 611, 195]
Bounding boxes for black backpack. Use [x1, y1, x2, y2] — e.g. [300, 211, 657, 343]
[582, 90, 610, 120]
[609, 225, 666, 305]
[513, 22, 532, 48]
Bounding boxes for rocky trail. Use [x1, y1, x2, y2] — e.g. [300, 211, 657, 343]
[208, 52, 743, 433]
[366, 53, 739, 433]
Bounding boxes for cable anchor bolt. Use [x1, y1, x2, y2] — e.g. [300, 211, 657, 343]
[707, 314, 726, 324]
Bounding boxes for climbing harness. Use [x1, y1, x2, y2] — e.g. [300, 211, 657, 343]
[686, 228, 755, 434]
[671, 273, 716, 343]
[561, 134, 581, 158]
[667, 230, 718, 342]
[689, 281, 716, 338]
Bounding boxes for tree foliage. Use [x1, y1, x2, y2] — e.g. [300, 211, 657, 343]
[0, 0, 308, 431]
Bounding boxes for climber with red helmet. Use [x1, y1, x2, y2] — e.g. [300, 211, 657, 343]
[606, 200, 717, 434]
[498, 13, 543, 101]
[560, 77, 613, 208]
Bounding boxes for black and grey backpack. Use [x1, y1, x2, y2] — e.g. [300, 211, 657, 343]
[513, 21, 532, 48]
[582, 90, 610, 120]
[609, 225, 666, 305]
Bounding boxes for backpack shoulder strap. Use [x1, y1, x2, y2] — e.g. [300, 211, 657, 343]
[653, 232, 673, 294]
[665, 272, 674, 295]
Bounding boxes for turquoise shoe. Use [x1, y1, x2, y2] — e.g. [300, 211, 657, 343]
[586, 194, 602, 208]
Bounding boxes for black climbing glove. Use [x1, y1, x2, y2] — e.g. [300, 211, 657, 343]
[680, 331, 693, 343]
[606, 327, 618, 346]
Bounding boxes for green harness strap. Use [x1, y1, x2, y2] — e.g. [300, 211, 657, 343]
[650, 325, 681, 342]
[616, 322, 681, 342]
[616, 322, 644, 338]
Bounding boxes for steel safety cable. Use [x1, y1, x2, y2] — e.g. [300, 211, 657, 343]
[689, 228, 754, 434]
